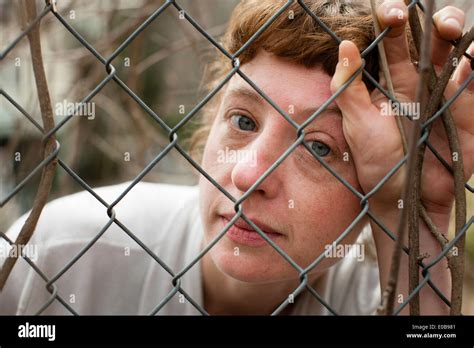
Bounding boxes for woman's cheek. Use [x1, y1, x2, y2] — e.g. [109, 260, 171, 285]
[288, 181, 361, 267]
[202, 122, 237, 171]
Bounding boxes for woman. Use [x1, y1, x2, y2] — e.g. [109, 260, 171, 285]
[1, 0, 472, 315]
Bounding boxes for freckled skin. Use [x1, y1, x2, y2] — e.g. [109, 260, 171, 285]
[199, 51, 366, 283]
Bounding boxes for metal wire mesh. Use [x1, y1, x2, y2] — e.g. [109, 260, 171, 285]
[0, 0, 473, 316]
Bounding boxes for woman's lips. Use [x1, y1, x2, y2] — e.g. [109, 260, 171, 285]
[220, 215, 283, 247]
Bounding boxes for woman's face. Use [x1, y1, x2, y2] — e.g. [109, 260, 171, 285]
[199, 50, 364, 283]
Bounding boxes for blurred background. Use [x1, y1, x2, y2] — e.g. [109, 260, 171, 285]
[0, 0, 473, 312]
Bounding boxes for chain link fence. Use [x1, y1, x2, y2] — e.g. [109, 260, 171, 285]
[0, 0, 473, 316]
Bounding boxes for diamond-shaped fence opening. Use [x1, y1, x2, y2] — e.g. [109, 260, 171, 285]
[0, 0, 473, 316]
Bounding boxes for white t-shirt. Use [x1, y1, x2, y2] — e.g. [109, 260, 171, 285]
[0, 182, 380, 315]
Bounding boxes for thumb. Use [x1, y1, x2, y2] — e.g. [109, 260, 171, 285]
[330, 40, 373, 116]
[330, 40, 379, 147]
[330, 40, 405, 192]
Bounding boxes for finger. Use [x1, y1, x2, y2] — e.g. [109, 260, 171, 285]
[330, 41, 390, 149]
[330, 40, 372, 112]
[376, 0, 410, 64]
[452, 43, 474, 92]
[432, 6, 465, 67]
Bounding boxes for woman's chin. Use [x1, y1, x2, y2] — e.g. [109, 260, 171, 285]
[209, 247, 299, 284]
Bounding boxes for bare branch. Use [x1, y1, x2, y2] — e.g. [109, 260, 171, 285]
[0, 0, 57, 290]
[407, 5, 473, 315]
[406, 0, 435, 316]
[370, 0, 408, 153]
[376, 0, 433, 315]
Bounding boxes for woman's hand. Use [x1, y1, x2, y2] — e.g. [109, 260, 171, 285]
[331, 2, 473, 213]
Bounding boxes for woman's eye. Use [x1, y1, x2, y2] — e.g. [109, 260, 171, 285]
[306, 140, 331, 157]
[230, 114, 256, 131]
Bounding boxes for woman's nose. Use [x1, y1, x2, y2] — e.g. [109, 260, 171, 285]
[230, 135, 284, 199]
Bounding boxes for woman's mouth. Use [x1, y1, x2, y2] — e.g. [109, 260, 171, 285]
[219, 215, 284, 247]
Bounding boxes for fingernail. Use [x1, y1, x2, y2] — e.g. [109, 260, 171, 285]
[444, 17, 462, 32]
[387, 7, 404, 18]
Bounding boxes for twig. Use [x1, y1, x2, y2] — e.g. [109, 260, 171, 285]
[0, 0, 57, 290]
[407, 0, 435, 316]
[419, 203, 449, 247]
[370, 0, 408, 153]
[375, 0, 433, 315]
[376, 0, 456, 315]
[441, 104, 467, 315]
[408, 5, 472, 315]
[406, 4, 438, 274]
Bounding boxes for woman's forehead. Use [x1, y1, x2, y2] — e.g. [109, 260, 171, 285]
[226, 50, 336, 113]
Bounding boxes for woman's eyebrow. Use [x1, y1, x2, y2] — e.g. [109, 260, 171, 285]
[225, 86, 342, 120]
[301, 105, 341, 119]
[225, 86, 265, 105]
